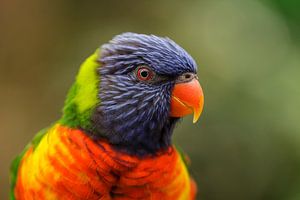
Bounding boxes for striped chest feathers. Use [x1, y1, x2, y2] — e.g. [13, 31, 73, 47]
[15, 124, 194, 200]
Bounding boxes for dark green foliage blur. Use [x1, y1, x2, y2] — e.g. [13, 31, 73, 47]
[1, 0, 299, 199]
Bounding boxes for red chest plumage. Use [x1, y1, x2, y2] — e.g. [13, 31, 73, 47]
[15, 124, 196, 200]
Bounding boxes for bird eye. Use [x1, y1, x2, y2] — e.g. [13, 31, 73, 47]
[136, 66, 154, 81]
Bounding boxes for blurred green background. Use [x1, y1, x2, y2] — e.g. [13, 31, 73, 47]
[1, 0, 300, 199]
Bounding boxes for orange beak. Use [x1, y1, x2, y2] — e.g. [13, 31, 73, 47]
[170, 78, 204, 123]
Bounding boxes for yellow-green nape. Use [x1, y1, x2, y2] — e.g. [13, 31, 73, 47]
[60, 49, 101, 129]
[74, 49, 100, 113]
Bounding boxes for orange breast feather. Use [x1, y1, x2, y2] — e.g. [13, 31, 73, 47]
[15, 124, 196, 200]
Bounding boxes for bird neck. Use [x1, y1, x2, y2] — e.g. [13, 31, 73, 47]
[59, 50, 100, 131]
[89, 114, 179, 156]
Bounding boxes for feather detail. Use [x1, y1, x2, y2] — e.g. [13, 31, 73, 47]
[14, 124, 196, 200]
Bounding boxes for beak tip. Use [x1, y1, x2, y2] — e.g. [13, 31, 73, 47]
[192, 103, 203, 123]
[192, 113, 200, 124]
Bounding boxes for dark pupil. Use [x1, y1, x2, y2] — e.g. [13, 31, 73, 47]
[140, 70, 148, 78]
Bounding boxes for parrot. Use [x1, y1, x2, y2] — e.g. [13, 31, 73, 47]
[10, 32, 204, 200]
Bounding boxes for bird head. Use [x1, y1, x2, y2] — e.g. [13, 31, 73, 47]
[61, 33, 204, 156]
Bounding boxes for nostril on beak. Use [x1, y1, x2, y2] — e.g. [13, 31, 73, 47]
[185, 74, 191, 79]
[176, 72, 196, 83]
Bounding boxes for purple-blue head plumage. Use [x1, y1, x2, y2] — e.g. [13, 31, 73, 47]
[91, 33, 199, 156]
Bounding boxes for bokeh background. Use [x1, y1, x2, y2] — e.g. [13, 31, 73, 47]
[1, 0, 300, 199]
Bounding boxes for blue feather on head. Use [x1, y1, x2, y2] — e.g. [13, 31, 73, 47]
[90, 32, 198, 156]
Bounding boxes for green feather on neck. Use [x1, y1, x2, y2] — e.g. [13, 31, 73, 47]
[60, 49, 101, 131]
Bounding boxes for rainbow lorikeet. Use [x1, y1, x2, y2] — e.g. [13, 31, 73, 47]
[10, 33, 204, 200]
